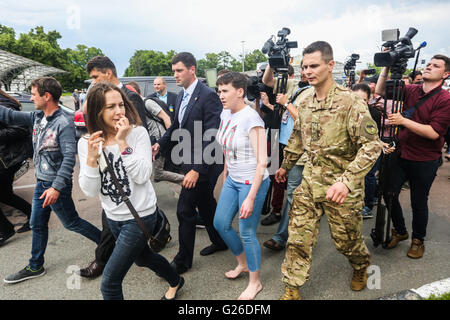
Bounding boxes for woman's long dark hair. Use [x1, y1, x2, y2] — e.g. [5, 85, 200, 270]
[85, 82, 141, 138]
[0, 88, 22, 111]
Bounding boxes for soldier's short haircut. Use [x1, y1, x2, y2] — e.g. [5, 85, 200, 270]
[172, 52, 197, 70]
[431, 54, 450, 72]
[86, 56, 117, 78]
[216, 71, 247, 96]
[30, 77, 62, 102]
[303, 41, 334, 63]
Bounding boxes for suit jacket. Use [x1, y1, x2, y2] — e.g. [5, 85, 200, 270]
[121, 85, 147, 127]
[158, 80, 223, 180]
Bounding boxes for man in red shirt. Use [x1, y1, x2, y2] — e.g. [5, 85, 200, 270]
[376, 54, 450, 259]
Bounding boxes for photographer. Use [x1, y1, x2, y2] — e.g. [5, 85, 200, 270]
[375, 54, 450, 258]
[259, 65, 297, 226]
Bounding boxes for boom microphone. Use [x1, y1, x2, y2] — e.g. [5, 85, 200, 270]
[416, 41, 427, 51]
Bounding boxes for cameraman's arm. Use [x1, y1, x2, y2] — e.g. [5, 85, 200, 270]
[358, 70, 366, 84]
[375, 67, 389, 97]
[276, 94, 298, 121]
[260, 92, 274, 111]
[262, 66, 275, 88]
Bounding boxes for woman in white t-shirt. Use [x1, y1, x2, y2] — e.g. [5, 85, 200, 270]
[78, 82, 184, 300]
[214, 72, 270, 300]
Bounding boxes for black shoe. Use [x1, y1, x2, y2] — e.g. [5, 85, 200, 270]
[261, 212, 281, 226]
[0, 229, 15, 246]
[161, 276, 185, 300]
[77, 260, 104, 279]
[4, 266, 46, 284]
[200, 244, 228, 256]
[16, 221, 31, 233]
[170, 261, 189, 275]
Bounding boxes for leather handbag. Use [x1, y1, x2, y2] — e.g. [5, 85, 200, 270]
[101, 150, 171, 252]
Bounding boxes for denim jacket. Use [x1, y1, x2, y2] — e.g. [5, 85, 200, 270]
[0, 104, 76, 191]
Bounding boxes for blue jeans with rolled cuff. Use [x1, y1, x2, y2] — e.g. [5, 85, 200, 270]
[213, 176, 270, 272]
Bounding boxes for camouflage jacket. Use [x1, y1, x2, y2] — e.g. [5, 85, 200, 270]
[281, 82, 382, 202]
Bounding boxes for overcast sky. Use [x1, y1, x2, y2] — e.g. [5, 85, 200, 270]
[1, 0, 449, 77]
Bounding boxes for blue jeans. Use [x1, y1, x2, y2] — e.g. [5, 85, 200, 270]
[29, 181, 101, 270]
[213, 176, 270, 272]
[364, 154, 381, 209]
[102, 214, 180, 300]
[272, 165, 304, 247]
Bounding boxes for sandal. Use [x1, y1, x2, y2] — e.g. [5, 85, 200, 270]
[263, 239, 284, 251]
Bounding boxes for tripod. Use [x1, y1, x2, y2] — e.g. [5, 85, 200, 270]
[371, 75, 405, 248]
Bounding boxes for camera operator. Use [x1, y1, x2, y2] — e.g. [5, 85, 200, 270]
[259, 65, 302, 226]
[262, 66, 310, 249]
[375, 54, 450, 258]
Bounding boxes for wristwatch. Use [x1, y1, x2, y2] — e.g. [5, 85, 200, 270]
[121, 147, 133, 155]
[284, 101, 290, 108]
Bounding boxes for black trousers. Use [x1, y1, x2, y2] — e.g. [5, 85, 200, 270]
[174, 176, 226, 268]
[387, 157, 440, 242]
[0, 166, 32, 234]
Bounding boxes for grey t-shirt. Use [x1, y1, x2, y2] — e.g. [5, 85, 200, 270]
[144, 99, 166, 139]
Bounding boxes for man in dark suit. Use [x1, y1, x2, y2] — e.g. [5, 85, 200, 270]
[147, 77, 177, 122]
[77, 56, 149, 279]
[152, 52, 226, 274]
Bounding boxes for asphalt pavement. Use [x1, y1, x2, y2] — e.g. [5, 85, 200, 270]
[1, 155, 449, 300]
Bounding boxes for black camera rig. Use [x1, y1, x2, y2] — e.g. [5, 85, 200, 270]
[370, 27, 420, 249]
[344, 53, 360, 87]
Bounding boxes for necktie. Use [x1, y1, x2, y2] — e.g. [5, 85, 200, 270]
[178, 90, 190, 125]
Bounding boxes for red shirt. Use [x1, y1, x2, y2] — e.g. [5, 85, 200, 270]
[398, 84, 450, 161]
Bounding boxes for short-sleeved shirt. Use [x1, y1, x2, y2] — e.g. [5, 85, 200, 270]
[398, 84, 450, 161]
[144, 99, 165, 139]
[217, 105, 269, 184]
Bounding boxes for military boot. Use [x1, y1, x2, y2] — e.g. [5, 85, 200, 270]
[350, 267, 368, 291]
[386, 229, 409, 249]
[280, 286, 302, 300]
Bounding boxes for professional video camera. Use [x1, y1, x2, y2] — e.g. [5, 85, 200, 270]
[247, 72, 265, 101]
[344, 53, 360, 87]
[262, 27, 298, 72]
[374, 27, 418, 79]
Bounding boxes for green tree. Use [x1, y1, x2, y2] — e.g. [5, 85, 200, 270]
[243, 49, 267, 71]
[124, 50, 176, 76]
[0, 24, 104, 91]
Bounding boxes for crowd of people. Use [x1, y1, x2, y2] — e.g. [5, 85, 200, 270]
[0, 41, 449, 300]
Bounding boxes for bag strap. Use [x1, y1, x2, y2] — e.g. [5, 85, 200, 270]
[408, 87, 442, 115]
[102, 151, 152, 241]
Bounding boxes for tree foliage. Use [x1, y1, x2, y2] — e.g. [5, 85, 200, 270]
[0, 24, 104, 90]
[124, 49, 268, 78]
[124, 50, 176, 76]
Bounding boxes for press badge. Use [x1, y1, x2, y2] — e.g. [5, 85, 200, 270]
[282, 111, 289, 124]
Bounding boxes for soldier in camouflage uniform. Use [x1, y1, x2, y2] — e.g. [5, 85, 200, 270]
[275, 41, 382, 300]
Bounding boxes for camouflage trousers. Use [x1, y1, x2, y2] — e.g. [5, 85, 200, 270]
[281, 180, 371, 289]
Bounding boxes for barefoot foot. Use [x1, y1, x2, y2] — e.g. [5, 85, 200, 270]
[238, 282, 263, 300]
[225, 265, 249, 279]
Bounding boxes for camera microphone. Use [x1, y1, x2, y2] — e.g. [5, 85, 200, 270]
[416, 41, 427, 51]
